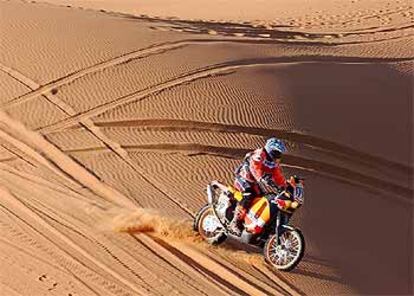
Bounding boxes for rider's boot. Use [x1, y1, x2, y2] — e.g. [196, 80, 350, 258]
[228, 205, 245, 236]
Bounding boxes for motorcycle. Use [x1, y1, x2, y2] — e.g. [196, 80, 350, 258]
[193, 175, 305, 271]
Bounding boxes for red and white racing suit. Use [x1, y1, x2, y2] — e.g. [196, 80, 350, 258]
[234, 148, 286, 209]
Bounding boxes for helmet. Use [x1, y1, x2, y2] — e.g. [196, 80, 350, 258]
[264, 137, 287, 159]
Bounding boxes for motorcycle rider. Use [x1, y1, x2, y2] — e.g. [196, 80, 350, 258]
[229, 137, 287, 236]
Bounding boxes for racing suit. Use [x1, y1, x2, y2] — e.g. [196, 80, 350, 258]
[233, 148, 286, 217]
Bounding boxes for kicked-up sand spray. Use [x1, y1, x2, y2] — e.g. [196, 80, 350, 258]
[111, 208, 201, 242]
[110, 207, 264, 265]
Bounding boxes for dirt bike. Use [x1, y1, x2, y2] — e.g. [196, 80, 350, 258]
[193, 175, 305, 271]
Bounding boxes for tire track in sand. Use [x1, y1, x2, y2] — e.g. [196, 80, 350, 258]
[0, 165, 219, 296]
[91, 118, 412, 176]
[252, 265, 307, 296]
[2, 43, 411, 185]
[0, 215, 102, 296]
[17, 202, 179, 296]
[0, 188, 148, 296]
[35, 56, 410, 209]
[0, 64, 151, 211]
[202, 251, 293, 295]
[112, 235, 213, 296]
[74, 119, 196, 216]
[2, 34, 410, 294]
[132, 234, 231, 296]
[38, 54, 413, 135]
[2, 53, 411, 217]
[0, 63, 39, 90]
[0, 63, 79, 117]
[0, 110, 135, 208]
[63, 143, 412, 203]
[8, 57, 404, 204]
[0, 162, 104, 206]
[3, 38, 412, 110]
[0, 41, 187, 108]
[0, 61, 197, 217]
[140, 235, 285, 296]
[0, 34, 366, 296]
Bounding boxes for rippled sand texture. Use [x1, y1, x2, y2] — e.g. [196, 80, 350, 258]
[0, 0, 413, 295]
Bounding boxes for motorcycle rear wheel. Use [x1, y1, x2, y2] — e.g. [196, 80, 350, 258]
[194, 204, 227, 245]
[263, 228, 305, 271]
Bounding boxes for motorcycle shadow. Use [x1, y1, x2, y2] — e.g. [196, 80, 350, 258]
[216, 233, 263, 254]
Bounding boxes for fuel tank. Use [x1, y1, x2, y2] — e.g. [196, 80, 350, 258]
[227, 186, 278, 235]
[244, 196, 278, 234]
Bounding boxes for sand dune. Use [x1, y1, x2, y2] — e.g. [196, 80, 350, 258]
[0, 0, 413, 295]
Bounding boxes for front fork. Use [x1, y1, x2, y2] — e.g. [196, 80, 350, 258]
[274, 211, 291, 245]
[275, 211, 281, 245]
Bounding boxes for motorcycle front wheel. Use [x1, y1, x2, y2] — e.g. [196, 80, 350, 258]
[263, 228, 305, 271]
[193, 204, 227, 245]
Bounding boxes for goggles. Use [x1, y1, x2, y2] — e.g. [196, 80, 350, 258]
[272, 151, 283, 159]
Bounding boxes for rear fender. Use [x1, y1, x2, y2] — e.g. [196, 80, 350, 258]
[207, 181, 231, 203]
[207, 184, 214, 205]
[207, 181, 237, 204]
[206, 183, 228, 231]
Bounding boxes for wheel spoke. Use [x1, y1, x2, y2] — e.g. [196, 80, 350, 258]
[276, 255, 283, 265]
[200, 209, 226, 240]
[291, 244, 299, 251]
[267, 231, 303, 269]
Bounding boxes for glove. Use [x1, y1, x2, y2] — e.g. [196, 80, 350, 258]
[276, 199, 291, 210]
[291, 201, 299, 209]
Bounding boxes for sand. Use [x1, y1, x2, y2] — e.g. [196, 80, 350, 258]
[0, 0, 413, 295]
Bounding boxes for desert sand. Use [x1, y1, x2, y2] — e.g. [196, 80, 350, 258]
[0, 0, 413, 295]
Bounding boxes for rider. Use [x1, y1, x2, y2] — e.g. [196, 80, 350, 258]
[229, 137, 287, 235]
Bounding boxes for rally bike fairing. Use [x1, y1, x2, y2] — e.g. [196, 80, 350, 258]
[194, 175, 306, 271]
[243, 176, 304, 237]
[209, 176, 303, 237]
